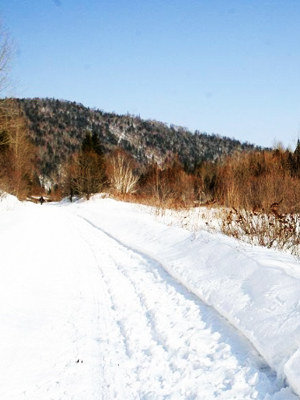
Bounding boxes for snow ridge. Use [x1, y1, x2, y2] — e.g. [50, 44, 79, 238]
[72, 197, 300, 398]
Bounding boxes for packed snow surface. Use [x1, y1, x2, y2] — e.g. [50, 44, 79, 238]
[1, 193, 300, 399]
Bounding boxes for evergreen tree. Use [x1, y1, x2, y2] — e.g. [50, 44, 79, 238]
[91, 131, 103, 156]
[294, 139, 300, 158]
[294, 139, 300, 175]
[81, 131, 93, 153]
[81, 131, 104, 156]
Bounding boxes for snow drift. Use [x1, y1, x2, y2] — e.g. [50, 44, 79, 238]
[0, 192, 22, 211]
[71, 196, 300, 397]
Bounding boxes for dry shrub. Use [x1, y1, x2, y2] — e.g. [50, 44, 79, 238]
[139, 160, 195, 212]
[193, 161, 218, 204]
[211, 148, 300, 256]
[221, 205, 300, 257]
[216, 150, 300, 213]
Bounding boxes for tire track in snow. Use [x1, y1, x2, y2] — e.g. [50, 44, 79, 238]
[70, 212, 289, 400]
[67, 213, 136, 400]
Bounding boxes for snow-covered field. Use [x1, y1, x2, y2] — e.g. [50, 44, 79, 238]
[1, 193, 300, 399]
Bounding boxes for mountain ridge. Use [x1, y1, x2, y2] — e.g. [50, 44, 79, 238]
[17, 97, 264, 178]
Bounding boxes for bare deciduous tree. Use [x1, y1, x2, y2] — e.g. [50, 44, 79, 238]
[106, 149, 139, 194]
[0, 24, 39, 198]
[0, 22, 12, 94]
[0, 99, 37, 198]
[75, 151, 105, 199]
[139, 160, 195, 209]
[62, 151, 105, 200]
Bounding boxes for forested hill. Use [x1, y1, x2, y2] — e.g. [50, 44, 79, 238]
[17, 97, 263, 177]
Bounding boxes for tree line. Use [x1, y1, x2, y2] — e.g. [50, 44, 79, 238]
[2, 96, 300, 217]
[54, 132, 300, 217]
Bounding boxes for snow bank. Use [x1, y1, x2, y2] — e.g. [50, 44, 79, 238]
[72, 197, 300, 397]
[0, 192, 21, 211]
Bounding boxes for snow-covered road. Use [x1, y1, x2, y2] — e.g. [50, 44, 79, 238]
[0, 197, 298, 399]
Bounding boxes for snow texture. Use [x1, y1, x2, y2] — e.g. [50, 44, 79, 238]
[0, 194, 300, 399]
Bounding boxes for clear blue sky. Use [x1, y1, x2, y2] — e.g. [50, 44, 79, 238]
[1, 0, 300, 149]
